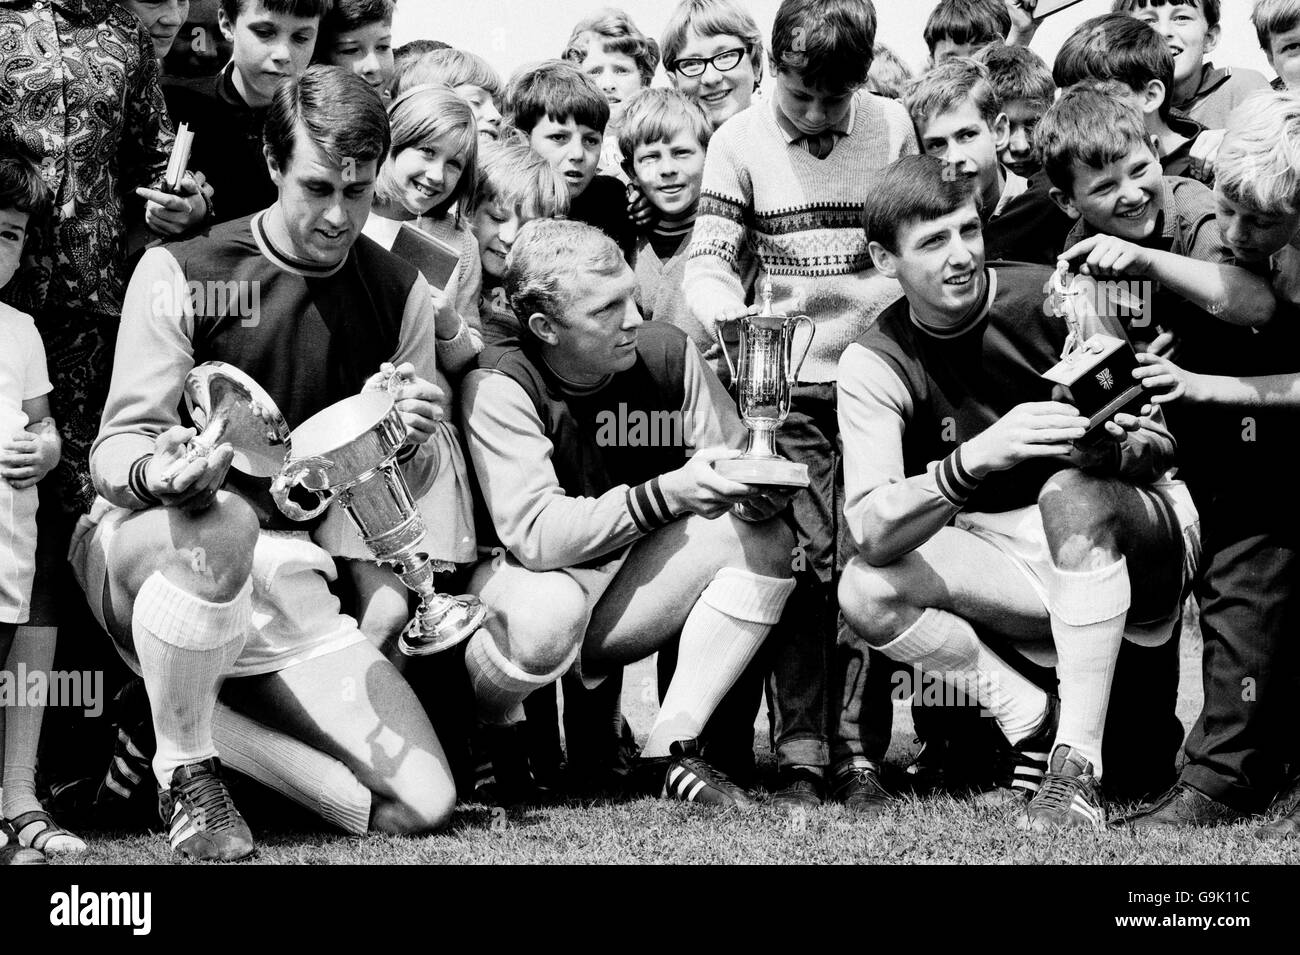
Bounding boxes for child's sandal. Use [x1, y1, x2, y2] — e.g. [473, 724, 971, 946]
[5, 810, 87, 856]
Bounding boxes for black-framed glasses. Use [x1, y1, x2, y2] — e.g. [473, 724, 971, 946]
[668, 47, 748, 78]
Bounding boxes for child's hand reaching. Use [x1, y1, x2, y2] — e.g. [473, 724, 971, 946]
[1134, 351, 1197, 405]
[0, 417, 60, 490]
[1059, 234, 1154, 280]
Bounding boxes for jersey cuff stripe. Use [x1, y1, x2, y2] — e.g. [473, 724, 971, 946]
[936, 452, 977, 508]
[129, 455, 161, 507]
[628, 479, 674, 534]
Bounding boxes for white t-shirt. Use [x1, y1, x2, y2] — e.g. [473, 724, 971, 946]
[0, 300, 51, 435]
[0, 300, 51, 622]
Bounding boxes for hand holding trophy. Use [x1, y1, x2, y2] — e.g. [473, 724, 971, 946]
[182, 361, 486, 656]
[714, 277, 815, 489]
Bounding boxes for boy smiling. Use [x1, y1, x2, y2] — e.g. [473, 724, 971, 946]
[1113, 0, 1268, 128]
[1040, 89, 1276, 330]
[618, 89, 726, 369]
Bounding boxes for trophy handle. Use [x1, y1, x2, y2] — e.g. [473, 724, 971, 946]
[362, 363, 409, 400]
[715, 324, 739, 384]
[785, 315, 815, 384]
[271, 457, 335, 521]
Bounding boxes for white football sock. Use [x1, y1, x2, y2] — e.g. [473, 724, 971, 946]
[132, 573, 251, 789]
[642, 569, 795, 758]
[464, 627, 575, 727]
[212, 703, 372, 835]
[878, 608, 1048, 745]
[1048, 557, 1130, 776]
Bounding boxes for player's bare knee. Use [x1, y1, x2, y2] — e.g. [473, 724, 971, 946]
[358, 603, 410, 646]
[731, 513, 797, 578]
[1038, 469, 1122, 568]
[159, 494, 258, 601]
[385, 785, 455, 834]
[505, 576, 586, 675]
[838, 558, 910, 647]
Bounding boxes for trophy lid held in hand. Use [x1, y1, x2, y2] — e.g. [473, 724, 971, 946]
[183, 362, 291, 479]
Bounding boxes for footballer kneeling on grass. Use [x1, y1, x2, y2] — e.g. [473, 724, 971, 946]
[836, 156, 1200, 831]
[460, 218, 796, 809]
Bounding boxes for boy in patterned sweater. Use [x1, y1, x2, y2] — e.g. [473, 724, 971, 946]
[684, 0, 917, 813]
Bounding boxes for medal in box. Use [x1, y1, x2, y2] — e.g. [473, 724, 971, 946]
[1042, 334, 1146, 439]
[1041, 263, 1146, 440]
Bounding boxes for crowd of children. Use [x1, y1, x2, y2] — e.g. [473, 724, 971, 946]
[3, 0, 1300, 864]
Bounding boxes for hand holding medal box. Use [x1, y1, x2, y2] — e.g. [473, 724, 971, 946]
[1041, 262, 1147, 442]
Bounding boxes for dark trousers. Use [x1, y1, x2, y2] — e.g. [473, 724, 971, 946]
[766, 383, 894, 769]
[1179, 483, 1300, 812]
[1101, 631, 1185, 801]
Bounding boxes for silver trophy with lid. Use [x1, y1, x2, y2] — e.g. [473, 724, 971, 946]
[183, 362, 485, 656]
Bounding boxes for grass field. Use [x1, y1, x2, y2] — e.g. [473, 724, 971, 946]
[48, 613, 1300, 866]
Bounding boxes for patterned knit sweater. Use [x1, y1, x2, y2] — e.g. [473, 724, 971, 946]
[684, 92, 918, 382]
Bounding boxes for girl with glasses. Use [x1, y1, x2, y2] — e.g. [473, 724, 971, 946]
[661, 0, 765, 128]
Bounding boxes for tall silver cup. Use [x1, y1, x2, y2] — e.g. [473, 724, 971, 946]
[715, 280, 814, 487]
[270, 390, 486, 656]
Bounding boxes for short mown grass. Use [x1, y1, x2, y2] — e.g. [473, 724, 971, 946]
[51, 614, 1300, 865]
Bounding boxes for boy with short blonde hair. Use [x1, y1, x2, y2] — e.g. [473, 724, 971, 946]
[617, 89, 725, 369]
[469, 136, 571, 343]
[867, 44, 913, 100]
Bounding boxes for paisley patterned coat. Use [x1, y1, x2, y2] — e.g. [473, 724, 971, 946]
[0, 0, 173, 513]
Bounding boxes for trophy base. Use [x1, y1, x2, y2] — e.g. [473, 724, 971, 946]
[714, 456, 810, 489]
[1082, 383, 1148, 440]
[398, 594, 487, 656]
